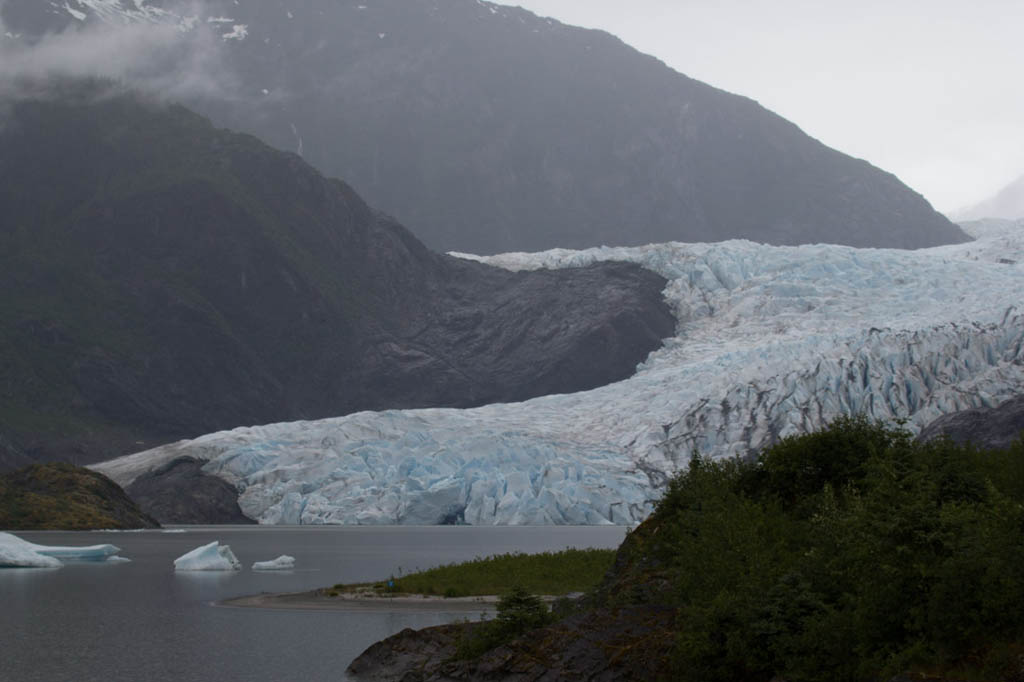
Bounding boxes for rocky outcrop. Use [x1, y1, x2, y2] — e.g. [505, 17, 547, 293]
[2, 0, 968, 254]
[0, 462, 159, 530]
[918, 395, 1024, 450]
[125, 457, 253, 524]
[0, 86, 673, 468]
[348, 607, 674, 682]
[347, 624, 464, 682]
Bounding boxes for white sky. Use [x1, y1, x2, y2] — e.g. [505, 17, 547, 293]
[510, 0, 1024, 214]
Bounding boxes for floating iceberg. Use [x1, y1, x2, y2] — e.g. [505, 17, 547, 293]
[94, 220, 1024, 525]
[173, 541, 242, 571]
[0, 533, 63, 568]
[252, 555, 296, 571]
[0, 532, 122, 568]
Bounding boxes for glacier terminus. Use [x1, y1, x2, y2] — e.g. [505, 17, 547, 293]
[93, 220, 1024, 526]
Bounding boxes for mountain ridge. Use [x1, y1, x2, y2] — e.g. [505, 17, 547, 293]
[1, 0, 969, 253]
[0, 84, 674, 469]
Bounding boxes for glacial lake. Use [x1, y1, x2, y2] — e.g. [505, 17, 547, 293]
[0, 525, 628, 682]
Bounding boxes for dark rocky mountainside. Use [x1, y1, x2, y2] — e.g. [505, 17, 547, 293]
[0, 85, 674, 468]
[0, 462, 159, 529]
[918, 395, 1024, 450]
[125, 457, 253, 524]
[2, 0, 968, 254]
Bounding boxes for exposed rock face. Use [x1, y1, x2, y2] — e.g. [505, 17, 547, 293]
[0, 435, 32, 473]
[2, 0, 968, 253]
[125, 457, 253, 524]
[0, 462, 159, 530]
[0, 86, 674, 468]
[347, 624, 464, 682]
[348, 607, 674, 682]
[918, 395, 1024, 450]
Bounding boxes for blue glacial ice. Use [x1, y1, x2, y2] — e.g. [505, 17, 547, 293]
[173, 541, 242, 571]
[93, 219, 1024, 526]
[0, 532, 123, 567]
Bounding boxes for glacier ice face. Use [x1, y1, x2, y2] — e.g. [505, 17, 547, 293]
[94, 220, 1024, 526]
[0, 532, 122, 567]
[252, 555, 296, 571]
[173, 541, 242, 571]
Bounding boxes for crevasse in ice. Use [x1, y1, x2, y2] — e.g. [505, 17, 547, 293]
[93, 220, 1024, 526]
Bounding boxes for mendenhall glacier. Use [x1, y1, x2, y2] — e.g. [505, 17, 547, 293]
[93, 220, 1024, 526]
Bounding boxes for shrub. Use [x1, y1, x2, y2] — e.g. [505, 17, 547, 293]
[454, 586, 555, 660]
[654, 417, 1024, 681]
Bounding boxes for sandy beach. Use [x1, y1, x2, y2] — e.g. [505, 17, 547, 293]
[218, 590, 499, 613]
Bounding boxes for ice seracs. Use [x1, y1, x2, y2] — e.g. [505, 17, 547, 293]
[94, 220, 1024, 526]
[252, 555, 296, 571]
[173, 541, 242, 571]
[0, 532, 123, 568]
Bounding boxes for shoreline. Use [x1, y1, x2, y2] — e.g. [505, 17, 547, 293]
[218, 590, 500, 612]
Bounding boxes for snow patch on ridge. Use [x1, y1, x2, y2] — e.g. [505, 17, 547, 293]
[94, 220, 1024, 526]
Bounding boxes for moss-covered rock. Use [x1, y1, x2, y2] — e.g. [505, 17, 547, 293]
[0, 462, 159, 530]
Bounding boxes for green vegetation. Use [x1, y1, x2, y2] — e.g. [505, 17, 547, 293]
[345, 418, 1024, 680]
[615, 416, 1024, 681]
[334, 548, 615, 598]
[0, 462, 159, 530]
[455, 586, 557, 660]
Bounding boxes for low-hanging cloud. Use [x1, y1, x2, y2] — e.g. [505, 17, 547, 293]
[0, 1, 238, 104]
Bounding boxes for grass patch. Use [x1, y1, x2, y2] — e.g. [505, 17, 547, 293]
[335, 548, 616, 597]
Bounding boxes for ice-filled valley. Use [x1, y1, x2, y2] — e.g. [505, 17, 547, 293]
[93, 220, 1024, 526]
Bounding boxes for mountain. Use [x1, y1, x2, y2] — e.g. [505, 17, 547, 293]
[1, 0, 968, 254]
[918, 395, 1024, 450]
[954, 174, 1024, 221]
[0, 462, 159, 530]
[0, 84, 674, 469]
[125, 456, 253, 524]
[93, 221, 1024, 526]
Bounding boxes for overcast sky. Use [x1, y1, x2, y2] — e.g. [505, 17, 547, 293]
[511, 0, 1024, 214]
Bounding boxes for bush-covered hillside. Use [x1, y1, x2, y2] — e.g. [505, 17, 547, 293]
[605, 416, 1024, 681]
[0, 462, 159, 530]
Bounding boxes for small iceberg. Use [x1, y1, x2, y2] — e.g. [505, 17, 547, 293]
[252, 555, 295, 571]
[174, 541, 242, 571]
[0, 532, 123, 568]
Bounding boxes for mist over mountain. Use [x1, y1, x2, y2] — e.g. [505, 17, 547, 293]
[0, 85, 673, 469]
[954, 173, 1024, 221]
[1, 0, 968, 254]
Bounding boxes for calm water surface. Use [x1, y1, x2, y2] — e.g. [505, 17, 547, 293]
[1, 525, 628, 682]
